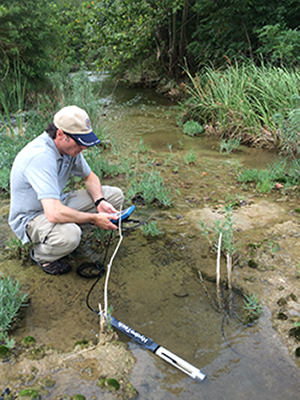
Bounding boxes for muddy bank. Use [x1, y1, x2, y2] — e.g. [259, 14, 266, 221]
[0, 335, 137, 399]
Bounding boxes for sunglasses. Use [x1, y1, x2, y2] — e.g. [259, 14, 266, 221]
[64, 132, 82, 146]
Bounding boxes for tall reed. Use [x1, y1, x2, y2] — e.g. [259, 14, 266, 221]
[182, 63, 300, 147]
[0, 59, 27, 137]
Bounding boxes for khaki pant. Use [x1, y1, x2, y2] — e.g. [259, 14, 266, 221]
[26, 186, 124, 264]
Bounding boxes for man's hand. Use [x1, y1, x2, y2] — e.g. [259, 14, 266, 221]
[93, 212, 119, 230]
[96, 199, 118, 214]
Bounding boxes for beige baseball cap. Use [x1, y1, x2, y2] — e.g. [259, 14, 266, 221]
[53, 105, 100, 147]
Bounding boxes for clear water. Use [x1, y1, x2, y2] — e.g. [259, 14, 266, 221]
[0, 78, 299, 399]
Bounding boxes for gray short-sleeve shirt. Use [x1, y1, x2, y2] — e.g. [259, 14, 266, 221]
[9, 132, 91, 243]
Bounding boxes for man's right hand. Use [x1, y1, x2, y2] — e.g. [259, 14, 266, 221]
[93, 212, 119, 230]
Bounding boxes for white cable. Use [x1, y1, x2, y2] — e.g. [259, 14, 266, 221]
[103, 206, 123, 320]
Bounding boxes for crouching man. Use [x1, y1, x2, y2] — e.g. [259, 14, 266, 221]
[9, 105, 124, 275]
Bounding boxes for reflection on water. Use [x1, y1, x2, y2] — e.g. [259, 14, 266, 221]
[0, 80, 299, 399]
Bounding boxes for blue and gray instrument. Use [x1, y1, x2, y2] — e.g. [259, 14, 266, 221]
[110, 316, 206, 381]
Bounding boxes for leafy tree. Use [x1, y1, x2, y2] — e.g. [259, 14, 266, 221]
[188, 0, 300, 68]
[55, 1, 92, 68]
[82, 0, 197, 81]
[0, 0, 61, 86]
[84, 0, 158, 77]
[256, 24, 300, 67]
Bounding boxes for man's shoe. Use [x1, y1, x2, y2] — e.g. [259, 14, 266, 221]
[30, 250, 72, 275]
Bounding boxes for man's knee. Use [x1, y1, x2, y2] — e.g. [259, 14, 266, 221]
[61, 223, 82, 252]
[114, 187, 124, 209]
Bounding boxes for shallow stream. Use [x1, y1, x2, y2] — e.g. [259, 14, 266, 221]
[0, 79, 299, 399]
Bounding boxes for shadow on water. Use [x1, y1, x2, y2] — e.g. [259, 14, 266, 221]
[0, 79, 299, 399]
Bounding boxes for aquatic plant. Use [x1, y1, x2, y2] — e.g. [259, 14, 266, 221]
[17, 388, 40, 400]
[200, 206, 236, 306]
[182, 120, 204, 136]
[220, 138, 241, 154]
[293, 320, 300, 328]
[200, 206, 237, 258]
[0, 344, 12, 360]
[73, 395, 86, 400]
[185, 149, 196, 165]
[0, 273, 28, 346]
[6, 237, 32, 261]
[91, 227, 112, 246]
[237, 158, 300, 193]
[98, 377, 120, 391]
[0, 131, 29, 194]
[134, 136, 151, 154]
[142, 221, 161, 237]
[127, 170, 172, 207]
[243, 292, 263, 323]
[22, 336, 36, 348]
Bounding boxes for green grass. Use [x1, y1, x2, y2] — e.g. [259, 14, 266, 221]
[181, 63, 300, 153]
[243, 292, 263, 323]
[237, 158, 300, 193]
[220, 138, 241, 154]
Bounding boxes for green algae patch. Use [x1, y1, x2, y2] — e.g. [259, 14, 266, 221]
[73, 395, 86, 400]
[98, 377, 120, 391]
[17, 388, 40, 400]
[0, 344, 12, 360]
[22, 336, 36, 348]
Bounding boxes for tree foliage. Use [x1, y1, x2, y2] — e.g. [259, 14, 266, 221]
[2, 0, 300, 89]
[0, 0, 60, 86]
[77, 0, 300, 81]
[188, 0, 300, 67]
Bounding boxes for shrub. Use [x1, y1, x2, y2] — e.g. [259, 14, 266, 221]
[182, 120, 204, 136]
[0, 274, 28, 346]
[127, 171, 172, 207]
[142, 221, 162, 237]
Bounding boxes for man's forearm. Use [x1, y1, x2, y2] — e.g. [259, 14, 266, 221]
[41, 197, 117, 230]
[41, 198, 97, 224]
[84, 171, 103, 203]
